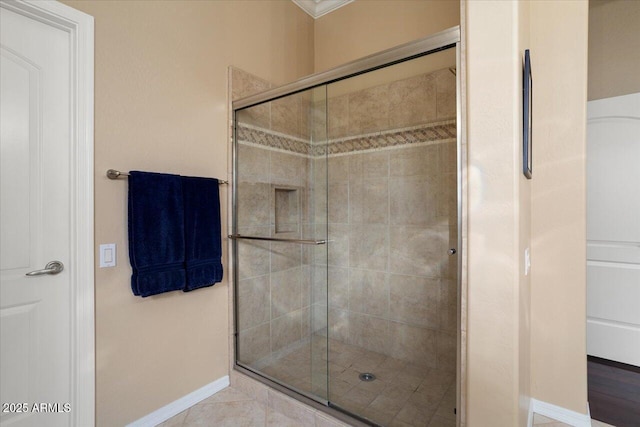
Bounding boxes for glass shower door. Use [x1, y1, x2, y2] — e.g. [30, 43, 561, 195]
[232, 40, 459, 427]
[324, 48, 459, 426]
[233, 85, 330, 402]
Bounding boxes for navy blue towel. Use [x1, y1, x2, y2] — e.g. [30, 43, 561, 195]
[128, 171, 186, 297]
[181, 176, 223, 291]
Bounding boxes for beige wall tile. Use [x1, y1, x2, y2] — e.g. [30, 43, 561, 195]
[237, 229, 271, 280]
[314, 183, 328, 225]
[299, 91, 312, 141]
[238, 323, 270, 365]
[439, 279, 457, 334]
[272, 93, 301, 137]
[301, 306, 311, 339]
[437, 172, 457, 221]
[389, 144, 440, 178]
[389, 175, 438, 226]
[236, 101, 270, 131]
[312, 226, 329, 266]
[349, 269, 390, 317]
[271, 310, 303, 353]
[311, 99, 328, 142]
[328, 95, 349, 139]
[237, 181, 271, 227]
[237, 143, 271, 180]
[328, 182, 349, 223]
[348, 313, 389, 353]
[348, 85, 389, 135]
[328, 155, 349, 183]
[271, 241, 302, 272]
[349, 151, 389, 179]
[328, 266, 349, 309]
[349, 177, 389, 224]
[312, 265, 328, 305]
[312, 303, 328, 333]
[329, 223, 350, 267]
[388, 321, 437, 367]
[237, 274, 270, 331]
[436, 331, 456, 373]
[440, 140, 457, 175]
[301, 265, 311, 308]
[328, 308, 350, 343]
[232, 67, 271, 100]
[349, 224, 389, 270]
[389, 73, 438, 128]
[270, 151, 308, 187]
[436, 69, 456, 120]
[389, 225, 446, 277]
[389, 274, 439, 328]
[271, 267, 303, 318]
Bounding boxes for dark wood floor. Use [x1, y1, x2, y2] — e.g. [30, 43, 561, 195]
[588, 356, 640, 427]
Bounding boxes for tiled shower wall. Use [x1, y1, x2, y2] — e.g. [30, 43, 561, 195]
[234, 66, 457, 373]
[233, 68, 319, 368]
[311, 68, 458, 373]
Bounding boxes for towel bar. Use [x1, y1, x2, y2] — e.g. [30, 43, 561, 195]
[107, 169, 228, 185]
[228, 234, 326, 245]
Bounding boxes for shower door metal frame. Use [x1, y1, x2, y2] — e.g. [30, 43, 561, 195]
[231, 25, 464, 427]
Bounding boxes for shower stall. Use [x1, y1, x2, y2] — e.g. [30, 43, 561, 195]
[231, 28, 461, 427]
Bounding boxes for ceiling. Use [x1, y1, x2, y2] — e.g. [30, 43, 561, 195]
[291, 0, 354, 19]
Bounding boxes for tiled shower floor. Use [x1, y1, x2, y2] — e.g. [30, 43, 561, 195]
[255, 335, 456, 426]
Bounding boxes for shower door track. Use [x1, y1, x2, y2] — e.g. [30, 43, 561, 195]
[231, 24, 463, 427]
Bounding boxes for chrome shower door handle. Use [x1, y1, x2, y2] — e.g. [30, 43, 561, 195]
[26, 261, 64, 276]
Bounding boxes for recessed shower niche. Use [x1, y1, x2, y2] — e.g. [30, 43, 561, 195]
[274, 186, 301, 234]
[231, 28, 461, 427]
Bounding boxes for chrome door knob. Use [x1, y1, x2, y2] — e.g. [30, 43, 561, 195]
[448, 248, 457, 256]
[25, 261, 64, 276]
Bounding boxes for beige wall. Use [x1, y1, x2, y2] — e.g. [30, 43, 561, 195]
[530, 0, 589, 414]
[517, 4, 532, 426]
[60, 1, 313, 425]
[314, 0, 460, 73]
[465, 1, 527, 424]
[466, 0, 589, 423]
[588, 0, 640, 100]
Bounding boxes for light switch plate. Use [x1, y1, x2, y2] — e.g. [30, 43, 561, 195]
[100, 243, 116, 268]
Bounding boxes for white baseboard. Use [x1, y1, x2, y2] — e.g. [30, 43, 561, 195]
[529, 398, 592, 427]
[127, 375, 230, 427]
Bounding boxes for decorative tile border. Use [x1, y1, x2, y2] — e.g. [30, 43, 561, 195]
[237, 120, 456, 158]
[318, 120, 456, 156]
[236, 125, 311, 156]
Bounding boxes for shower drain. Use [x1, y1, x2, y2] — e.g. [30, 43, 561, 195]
[358, 373, 376, 382]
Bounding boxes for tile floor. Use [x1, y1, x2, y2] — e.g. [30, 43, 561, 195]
[163, 334, 616, 427]
[157, 387, 305, 427]
[159, 387, 617, 427]
[242, 335, 455, 426]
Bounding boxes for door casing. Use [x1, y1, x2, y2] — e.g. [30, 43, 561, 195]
[0, 1, 95, 425]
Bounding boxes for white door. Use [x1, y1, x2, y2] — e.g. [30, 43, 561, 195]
[1, 5, 73, 427]
[586, 92, 640, 367]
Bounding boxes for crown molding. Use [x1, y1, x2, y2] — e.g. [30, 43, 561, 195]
[291, 0, 354, 19]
